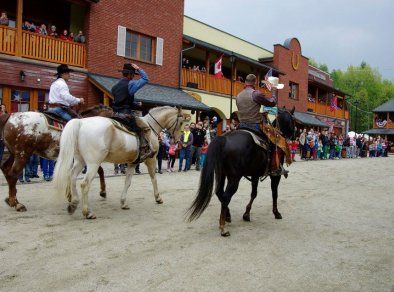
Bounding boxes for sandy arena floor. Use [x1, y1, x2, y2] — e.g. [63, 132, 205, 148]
[0, 156, 393, 291]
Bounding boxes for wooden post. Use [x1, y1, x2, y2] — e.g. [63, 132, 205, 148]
[387, 112, 390, 128]
[315, 87, 318, 113]
[3, 87, 11, 113]
[204, 50, 210, 91]
[15, 0, 23, 57]
[103, 93, 109, 106]
[30, 89, 38, 111]
[256, 69, 261, 89]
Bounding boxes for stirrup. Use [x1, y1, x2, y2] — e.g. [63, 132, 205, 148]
[270, 166, 289, 178]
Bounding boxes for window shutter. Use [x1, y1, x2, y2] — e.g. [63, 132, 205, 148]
[155, 37, 164, 66]
[117, 26, 126, 57]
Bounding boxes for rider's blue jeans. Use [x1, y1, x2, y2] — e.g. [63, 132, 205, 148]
[46, 107, 73, 121]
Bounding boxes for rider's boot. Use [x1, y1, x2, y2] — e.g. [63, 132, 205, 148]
[269, 148, 289, 178]
[138, 128, 156, 162]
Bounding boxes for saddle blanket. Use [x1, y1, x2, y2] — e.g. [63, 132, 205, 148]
[236, 129, 269, 150]
[42, 113, 65, 131]
[110, 119, 137, 136]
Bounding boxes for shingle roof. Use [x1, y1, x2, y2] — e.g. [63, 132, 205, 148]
[373, 99, 394, 113]
[293, 111, 329, 128]
[88, 73, 211, 111]
[363, 128, 394, 135]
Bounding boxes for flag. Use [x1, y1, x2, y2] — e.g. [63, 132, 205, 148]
[264, 68, 273, 91]
[214, 54, 223, 78]
[329, 94, 337, 111]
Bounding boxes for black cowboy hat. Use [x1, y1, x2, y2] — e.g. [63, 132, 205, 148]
[118, 63, 140, 75]
[55, 64, 74, 76]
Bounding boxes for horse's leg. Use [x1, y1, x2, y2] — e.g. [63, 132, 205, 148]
[218, 177, 240, 237]
[216, 175, 231, 223]
[1, 154, 28, 212]
[144, 157, 163, 204]
[80, 163, 100, 219]
[120, 164, 136, 210]
[97, 166, 107, 199]
[243, 176, 259, 222]
[270, 175, 282, 219]
[67, 157, 84, 214]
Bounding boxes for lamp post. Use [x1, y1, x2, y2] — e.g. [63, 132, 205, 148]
[229, 54, 236, 118]
[354, 100, 360, 133]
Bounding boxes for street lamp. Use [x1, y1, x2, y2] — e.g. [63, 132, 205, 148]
[354, 100, 360, 133]
[229, 54, 236, 117]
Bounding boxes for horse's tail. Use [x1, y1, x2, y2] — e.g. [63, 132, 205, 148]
[187, 136, 226, 221]
[53, 119, 81, 200]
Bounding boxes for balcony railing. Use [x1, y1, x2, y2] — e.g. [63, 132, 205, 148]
[373, 121, 394, 129]
[182, 68, 271, 97]
[0, 26, 16, 55]
[0, 25, 86, 68]
[307, 101, 349, 119]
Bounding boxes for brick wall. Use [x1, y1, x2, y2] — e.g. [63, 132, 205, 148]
[0, 59, 87, 98]
[85, 0, 184, 105]
[273, 38, 309, 112]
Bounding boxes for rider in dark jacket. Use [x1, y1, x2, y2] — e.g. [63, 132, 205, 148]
[111, 63, 154, 161]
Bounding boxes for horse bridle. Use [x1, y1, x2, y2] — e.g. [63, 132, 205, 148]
[147, 111, 183, 137]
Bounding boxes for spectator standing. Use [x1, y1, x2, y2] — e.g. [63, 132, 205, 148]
[0, 12, 9, 26]
[299, 129, 306, 159]
[60, 29, 69, 41]
[167, 137, 177, 172]
[178, 124, 193, 172]
[42, 158, 55, 181]
[200, 138, 209, 169]
[190, 121, 206, 171]
[321, 130, 329, 159]
[157, 131, 168, 174]
[68, 32, 74, 42]
[48, 25, 58, 37]
[38, 24, 48, 35]
[74, 30, 86, 43]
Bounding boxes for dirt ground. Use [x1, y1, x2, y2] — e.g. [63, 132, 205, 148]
[0, 156, 393, 291]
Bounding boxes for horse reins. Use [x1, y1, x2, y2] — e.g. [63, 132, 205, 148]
[147, 111, 182, 137]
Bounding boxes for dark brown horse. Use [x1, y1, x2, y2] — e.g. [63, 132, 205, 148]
[0, 105, 113, 211]
[188, 108, 296, 236]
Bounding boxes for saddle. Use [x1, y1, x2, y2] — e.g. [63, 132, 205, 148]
[110, 113, 141, 134]
[42, 112, 67, 131]
[235, 129, 269, 150]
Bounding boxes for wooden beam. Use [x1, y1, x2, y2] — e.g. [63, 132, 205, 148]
[103, 93, 109, 106]
[30, 89, 38, 111]
[15, 0, 23, 57]
[204, 50, 210, 91]
[3, 87, 11, 113]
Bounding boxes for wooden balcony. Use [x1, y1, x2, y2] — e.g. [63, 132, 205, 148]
[182, 68, 271, 97]
[307, 101, 349, 119]
[0, 25, 86, 68]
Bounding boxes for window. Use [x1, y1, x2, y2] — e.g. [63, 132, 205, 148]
[289, 82, 299, 100]
[11, 89, 30, 112]
[125, 31, 155, 63]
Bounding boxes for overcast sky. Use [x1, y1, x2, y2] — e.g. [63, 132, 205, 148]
[185, 0, 394, 81]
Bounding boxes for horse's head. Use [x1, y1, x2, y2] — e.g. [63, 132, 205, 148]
[276, 106, 296, 140]
[80, 104, 113, 118]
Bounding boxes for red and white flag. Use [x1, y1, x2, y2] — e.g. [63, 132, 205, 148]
[264, 68, 273, 91]
[214, 54, 223, 78]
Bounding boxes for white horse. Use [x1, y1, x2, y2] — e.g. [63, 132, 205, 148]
[54, 106, 188, 219]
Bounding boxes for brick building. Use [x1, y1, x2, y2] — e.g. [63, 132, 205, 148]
[0, 0, 208, 114]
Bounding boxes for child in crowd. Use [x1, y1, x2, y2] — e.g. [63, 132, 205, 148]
[167, 137, 177, 172]
[317, 139, 323, 159]
[199, 138, 209, 169]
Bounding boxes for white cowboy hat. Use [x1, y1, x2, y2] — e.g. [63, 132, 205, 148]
[268, 76, 284, 89]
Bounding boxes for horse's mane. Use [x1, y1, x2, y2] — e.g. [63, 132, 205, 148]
[80, 104, 113, 115]
[148, 105, 176, 115]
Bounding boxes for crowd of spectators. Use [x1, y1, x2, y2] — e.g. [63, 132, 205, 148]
[294, 129, 391, 161]
[0, 11, 85, 43]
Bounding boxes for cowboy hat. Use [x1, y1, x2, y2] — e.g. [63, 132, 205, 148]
[268, 76, 284, 89]
[119, 63, 140, 75]
[55, 64, 74, 76]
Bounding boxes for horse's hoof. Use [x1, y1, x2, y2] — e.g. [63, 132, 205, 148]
[99, 191, 106, 199]
[156, 198, 163, 204]
[243, 213, 250, 222]
[221, 231, 231, 237]
[67, 204, 77, 214]
[121, 204, 130, 210]
[16, 203, 27, 212]
[85, 212, 96, 220]
[274, 212, 282, 219]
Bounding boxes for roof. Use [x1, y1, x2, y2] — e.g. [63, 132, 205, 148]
[308, 78, 350, 97]
[183, 16, 273, 60]
[183, 35, 283, 75]
[373, 99, 394, 113]
[294, 111, 329, 128]
[88, 73, 211, 111]
[363, 128, 394, 135]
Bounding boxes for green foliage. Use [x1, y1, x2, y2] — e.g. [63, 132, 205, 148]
[330, 62, 394, 132]
[309, 58, 329, 73]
